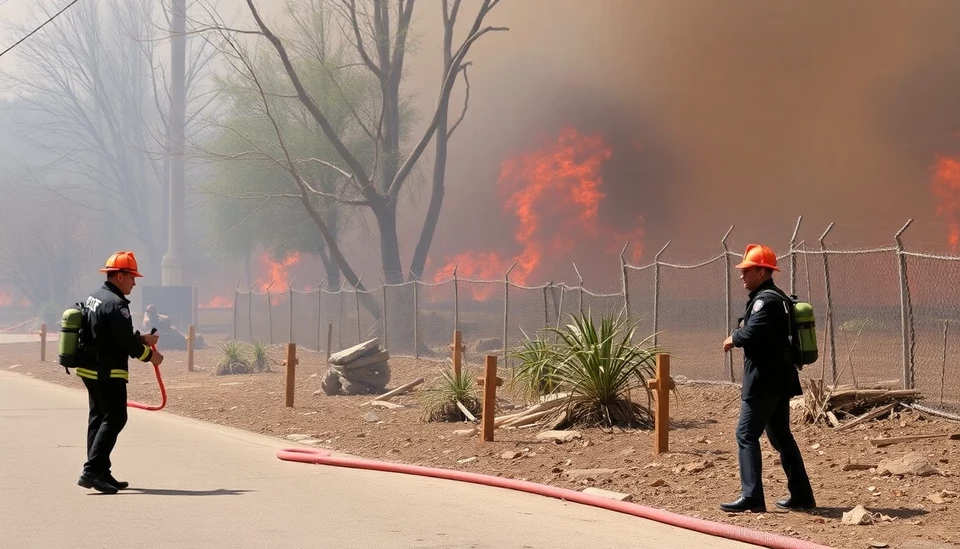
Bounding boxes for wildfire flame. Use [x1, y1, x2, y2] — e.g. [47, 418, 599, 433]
[432, 126, 644, 298]
[932, 155, 960, 248]
[258, 251, 301, 293]
[200, 296, 233, 309]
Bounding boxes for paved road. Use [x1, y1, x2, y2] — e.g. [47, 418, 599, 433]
[0, 370, 763, 549]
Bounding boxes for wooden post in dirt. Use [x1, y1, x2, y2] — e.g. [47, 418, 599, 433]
[39, 323, 46, 362]
[480, 355, 502, 442]
[452, 330, 463, 378]
[187, 325, 195, 372]
[285, 343, 298, 408]
[646, 354, 674, 455]
[325, 321, 333, 361]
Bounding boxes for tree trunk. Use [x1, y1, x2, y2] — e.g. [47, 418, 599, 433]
[374, 199, 403, 284]
[408, 92, 450, 281]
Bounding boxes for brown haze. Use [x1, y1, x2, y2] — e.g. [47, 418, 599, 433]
[383, 0, 960, 288]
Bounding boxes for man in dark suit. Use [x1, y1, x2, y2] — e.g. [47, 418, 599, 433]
[721, 244, 815, 513]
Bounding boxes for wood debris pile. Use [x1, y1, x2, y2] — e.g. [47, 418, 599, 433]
[321, 338, 392, 396]
[494, 393, 571, 430]
[797, 378, 923, 428]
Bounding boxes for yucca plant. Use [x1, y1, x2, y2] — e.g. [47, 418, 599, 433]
[541, 311, 663, 428]
[509, 328, 559, 400]
[419, 367, 482, 422]
[216, 340, 252, 375]
[250, 340, 271, 372]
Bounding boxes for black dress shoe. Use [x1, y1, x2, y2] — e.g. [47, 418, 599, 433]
[720, 496, 766, 513]
[105, 474, 129, 490]
[77, 473, 119, 494]
[775, 496, 816, 510]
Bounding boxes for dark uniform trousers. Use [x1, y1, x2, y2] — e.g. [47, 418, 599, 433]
[82, 377, 128, 476]
[736, 394, 813, 501]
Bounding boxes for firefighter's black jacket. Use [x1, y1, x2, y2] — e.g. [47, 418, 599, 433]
[76, 281, 153, 383]
[731, 279, 803, 400]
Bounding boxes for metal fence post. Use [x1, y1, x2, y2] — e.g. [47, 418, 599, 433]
[789, 215, 802, 296]
[819, 223, 837, 384]
[289, 287, 294, 343]
[721, 226, 735, 382]
[381, 275, 388, 349]
[895, 219, 915, 390]
[355, 274, 364, 344]
[413, 280, 420, 359]
[503, 262, 517, 368]
[543, 283, 550, 326]
[338, 282, 344, 350]
[653, 242, 670, 347]
[453, 263, 460, 334]
[620, 242, 631, 319]
[232, 278, 240, 341]
[573, 262, 584, 316]
[317, 276, 327, 351]
[247, 285, 253, 343]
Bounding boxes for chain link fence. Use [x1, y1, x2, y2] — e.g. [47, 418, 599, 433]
[230, 220, 960, 417]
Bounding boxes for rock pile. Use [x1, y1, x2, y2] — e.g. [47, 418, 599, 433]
[321, 338, 391, 396]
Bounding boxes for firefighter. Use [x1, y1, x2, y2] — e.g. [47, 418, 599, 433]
[720, 244, 815, 513]
[76, 251, 164, 494]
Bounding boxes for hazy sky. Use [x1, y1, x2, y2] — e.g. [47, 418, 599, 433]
[4, 0, 960, 288]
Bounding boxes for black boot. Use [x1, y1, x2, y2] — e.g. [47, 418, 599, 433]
[78, 472, 119, 494]
[105, 473, 129, 490]
[775, 495, 816, 510]
[720, 495, 766, 513]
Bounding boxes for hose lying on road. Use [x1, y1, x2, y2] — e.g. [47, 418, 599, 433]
[127, 343, 166, 411]
[276, 447, 832, 549]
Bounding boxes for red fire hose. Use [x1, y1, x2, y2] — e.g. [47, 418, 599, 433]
[127, 329, 166, 411]
[277, 447, 833, 549]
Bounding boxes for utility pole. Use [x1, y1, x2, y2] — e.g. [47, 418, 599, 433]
[161, 0, 187, 286]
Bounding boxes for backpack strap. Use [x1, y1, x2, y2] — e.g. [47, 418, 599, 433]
[757, 288, 797, 347]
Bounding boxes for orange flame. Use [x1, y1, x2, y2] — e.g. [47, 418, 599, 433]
[200, 296, 232, 309]
[932, 155, 960, 248]
[257, 251, 300, 293]
[432, 126, 644, 297]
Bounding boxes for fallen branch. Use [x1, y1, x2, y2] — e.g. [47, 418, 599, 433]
[836, 403, 896, 431]
[501, 409, 556, 428]
[869, 433, 960, 448]
[372, 377, 424, 402]
[456, 400, 477, 422]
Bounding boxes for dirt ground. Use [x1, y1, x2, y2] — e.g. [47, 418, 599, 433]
[5, 339, 960, 549]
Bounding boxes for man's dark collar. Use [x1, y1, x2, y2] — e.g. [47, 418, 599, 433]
[102, 280, 130, 303]
[748, 278, 777, 299]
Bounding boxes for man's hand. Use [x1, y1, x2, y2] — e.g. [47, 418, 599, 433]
[141, 333, 159, 347]
[150, 349, 164, 366]
[723, 335, 735, 352]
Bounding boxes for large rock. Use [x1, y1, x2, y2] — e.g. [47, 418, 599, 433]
[329, 338, 380, 365]
[877, 452, 940, 477]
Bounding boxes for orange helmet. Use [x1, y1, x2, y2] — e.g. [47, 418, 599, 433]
[99, 251, 143, 277]
[735, 244, 780, 272]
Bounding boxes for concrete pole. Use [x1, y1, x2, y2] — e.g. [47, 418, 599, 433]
[161, 0, 188, 286]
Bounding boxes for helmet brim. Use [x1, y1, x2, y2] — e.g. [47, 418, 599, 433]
[100, 267, 143, 277]
[735, 261, 780, 272]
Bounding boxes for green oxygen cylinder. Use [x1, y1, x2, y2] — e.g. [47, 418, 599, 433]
[59, 308, 83, 368]
[793, 302, 818, 364]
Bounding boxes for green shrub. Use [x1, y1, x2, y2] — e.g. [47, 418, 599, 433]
[419, 367, 482, 423]
[216, 340, 252, 375]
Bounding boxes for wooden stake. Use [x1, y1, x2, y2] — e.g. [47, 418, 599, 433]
[645, 354, 674, 455]
[39, 323, 46, 362]
[285, 343, 298, 408]
[452, 330, 463, 379]
[187, 325, 195, 372]
[481, 355, 498, 442]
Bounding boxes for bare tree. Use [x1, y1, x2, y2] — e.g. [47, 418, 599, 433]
[226, 0, 507, 284]
[0, 198, 101, 310]
[2, 0, 219, 273]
